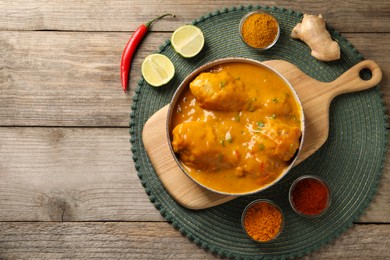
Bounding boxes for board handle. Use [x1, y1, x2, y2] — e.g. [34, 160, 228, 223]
[327, 60, 382, 98]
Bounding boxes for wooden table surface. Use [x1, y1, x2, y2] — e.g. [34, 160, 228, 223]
[1, 1, 389, 259]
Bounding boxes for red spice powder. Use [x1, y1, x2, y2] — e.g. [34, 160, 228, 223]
[291, 178, 329, 215]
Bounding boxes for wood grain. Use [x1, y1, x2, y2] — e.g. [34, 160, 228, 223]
[1, 0, 389, 32]
[0, 32, 388, 127]
[0, 127, 161, 222]
[0, 31, 132, 127]
[0, 126, 388, 222]
[0, 222, 388, 259]
[1, 0, 389, 258]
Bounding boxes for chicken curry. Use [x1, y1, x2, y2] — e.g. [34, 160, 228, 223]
[171, 62, 302, 194]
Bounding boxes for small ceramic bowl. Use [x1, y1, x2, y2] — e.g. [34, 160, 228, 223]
[239, 10, 280, 50]
[289, 175, 331, 218]
[241, 199, 284, 243]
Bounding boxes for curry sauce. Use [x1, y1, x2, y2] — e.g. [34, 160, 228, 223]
[171, 62, 302, 194]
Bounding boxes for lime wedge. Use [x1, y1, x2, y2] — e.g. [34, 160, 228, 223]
[171, 25, 204, 58]
[141, 54, 175, 87]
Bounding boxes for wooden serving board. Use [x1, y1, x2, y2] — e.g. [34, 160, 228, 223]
[142, 60, 382, 210]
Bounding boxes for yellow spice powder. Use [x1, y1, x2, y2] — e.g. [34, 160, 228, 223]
[241, 13, 278, 48]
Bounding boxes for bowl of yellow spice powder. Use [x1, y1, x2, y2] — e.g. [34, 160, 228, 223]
[239, 10, 280, 50]
[241, 199, 284, 242]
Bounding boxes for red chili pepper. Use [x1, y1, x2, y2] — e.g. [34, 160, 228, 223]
[120, 13, 175, 92]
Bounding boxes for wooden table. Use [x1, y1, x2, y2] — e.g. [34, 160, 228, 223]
[1, 1, 389, 259]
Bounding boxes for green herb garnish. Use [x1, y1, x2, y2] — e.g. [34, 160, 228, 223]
[219, 81, 227, 88]
[257, 121, 265, 128]
[235, 112, 241, 122]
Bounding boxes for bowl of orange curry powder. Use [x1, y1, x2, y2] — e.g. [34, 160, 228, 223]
[167, 57, 305, 196]
[239, 10, 280, 50]
[241, 199, 284, 242]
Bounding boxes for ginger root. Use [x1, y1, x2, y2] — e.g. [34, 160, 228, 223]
[291, 14, 340, 61]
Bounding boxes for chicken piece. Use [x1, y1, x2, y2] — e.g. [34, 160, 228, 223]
[256, 118, 302, 161]
[189, 70, 247, 111]
[171, 121, 238, 171]
[262, 95, 292, 116]
[240, 153, 281, 179]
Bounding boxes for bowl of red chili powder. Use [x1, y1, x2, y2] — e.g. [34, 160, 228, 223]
[289, 175, 331, 217]
[241, 199, 284, 242]
[239, 10, 280, 50]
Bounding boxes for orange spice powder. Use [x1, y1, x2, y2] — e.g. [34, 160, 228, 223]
[241, 13, 278, 48]
[243, 201, 282, 242]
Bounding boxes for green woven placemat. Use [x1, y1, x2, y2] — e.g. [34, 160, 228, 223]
[130, 5, 388, 259]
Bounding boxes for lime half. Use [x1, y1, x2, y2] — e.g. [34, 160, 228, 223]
[141, 54, 175, 87]
[171, 25, 204, 58]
